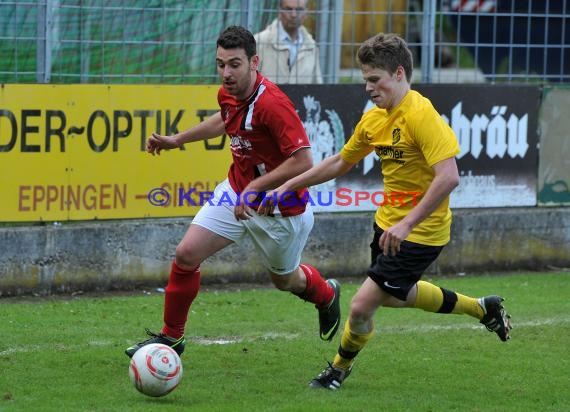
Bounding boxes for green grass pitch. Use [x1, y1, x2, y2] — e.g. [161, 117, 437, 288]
[1, 272, 569, 411]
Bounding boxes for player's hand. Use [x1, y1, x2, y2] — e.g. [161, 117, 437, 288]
[146, 133, 181, 155]
[234, 202, 254, 220]
[379, 222, 412, 256]
[257, 187, 295, 216]
[234, 190, 258, 220]
[257, 190, 278, 216]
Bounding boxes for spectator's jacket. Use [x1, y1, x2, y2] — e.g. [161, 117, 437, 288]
[254, 19, 323, 84]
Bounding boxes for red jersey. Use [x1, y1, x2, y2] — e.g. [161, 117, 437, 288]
[218, 72, 310, 217]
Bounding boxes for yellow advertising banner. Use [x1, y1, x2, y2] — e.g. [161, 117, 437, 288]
[0, 84, 231, 222]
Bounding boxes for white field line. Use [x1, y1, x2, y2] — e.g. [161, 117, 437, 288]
[2, 317, 568, 356]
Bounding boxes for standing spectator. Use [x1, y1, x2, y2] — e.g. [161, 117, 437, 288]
[254, 0, 323, 84]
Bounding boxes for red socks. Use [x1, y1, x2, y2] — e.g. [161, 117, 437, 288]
[161, 261, 200, 339]
[161, 262, 331, 337]
[296, 263, 334, 309]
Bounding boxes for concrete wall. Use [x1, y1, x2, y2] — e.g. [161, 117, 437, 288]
[1, 207, 569, 297]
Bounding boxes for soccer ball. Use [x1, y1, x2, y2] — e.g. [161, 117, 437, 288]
[128, 343, 183, 397]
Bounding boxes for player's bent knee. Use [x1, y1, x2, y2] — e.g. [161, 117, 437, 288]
[269, 271, 298, 292]
[271, 276, 293, 291]
[174, 248, 200, 270]
[349, 301, 373, 323]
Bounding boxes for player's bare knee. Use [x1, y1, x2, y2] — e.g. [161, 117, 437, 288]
[271, 276, 293, 291]
[349, 300, 373, 324]
[270, 271, 300, 292]
[174, 245, 200, 270]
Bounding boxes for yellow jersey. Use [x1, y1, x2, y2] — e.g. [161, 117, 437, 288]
[340, 90, 460, 246]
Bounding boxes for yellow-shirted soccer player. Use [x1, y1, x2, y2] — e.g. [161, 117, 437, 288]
[258, 32, 512, 390]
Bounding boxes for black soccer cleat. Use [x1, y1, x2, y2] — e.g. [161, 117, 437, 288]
[309, 361, 352, 390]
[318, 279, 341, 341]
[478, 296, 512, 342]
[125, 328, 186, 358]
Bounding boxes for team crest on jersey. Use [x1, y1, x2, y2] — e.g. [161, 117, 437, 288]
[229, 134, 252, 153]
[392, 128, 401, 145]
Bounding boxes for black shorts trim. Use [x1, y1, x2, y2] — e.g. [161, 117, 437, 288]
[368, 224, 443, 300]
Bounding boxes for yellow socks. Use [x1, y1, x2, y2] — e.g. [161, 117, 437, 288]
[333, 320, 374, 370]
[414, 280, 484, 319]
[332, 281, 486, 371]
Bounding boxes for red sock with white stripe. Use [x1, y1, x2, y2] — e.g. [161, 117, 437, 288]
[295, 263, 334, 309]
[161, 261, 200, 339]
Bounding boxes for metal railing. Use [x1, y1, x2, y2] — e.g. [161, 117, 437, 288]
[0, 0, 567, 84]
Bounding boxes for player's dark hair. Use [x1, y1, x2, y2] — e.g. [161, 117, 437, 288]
[357, 33, 413, 82]
[217, 26, 257, 59]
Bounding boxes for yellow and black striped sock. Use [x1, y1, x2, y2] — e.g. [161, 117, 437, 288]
[414, 280, 484, 319]
[333, 319, 375, 370]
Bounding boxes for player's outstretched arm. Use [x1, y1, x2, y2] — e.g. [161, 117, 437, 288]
[257, 153, 354, 215]
[281, 153, 353, 193]
[146, 133, 182, 155]
[146, 111, 225, 155]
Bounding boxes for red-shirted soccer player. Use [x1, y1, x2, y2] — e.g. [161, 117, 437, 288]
[125, 26, 341, 359]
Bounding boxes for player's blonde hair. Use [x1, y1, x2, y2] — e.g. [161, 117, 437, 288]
[357, 33, 413, 82]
